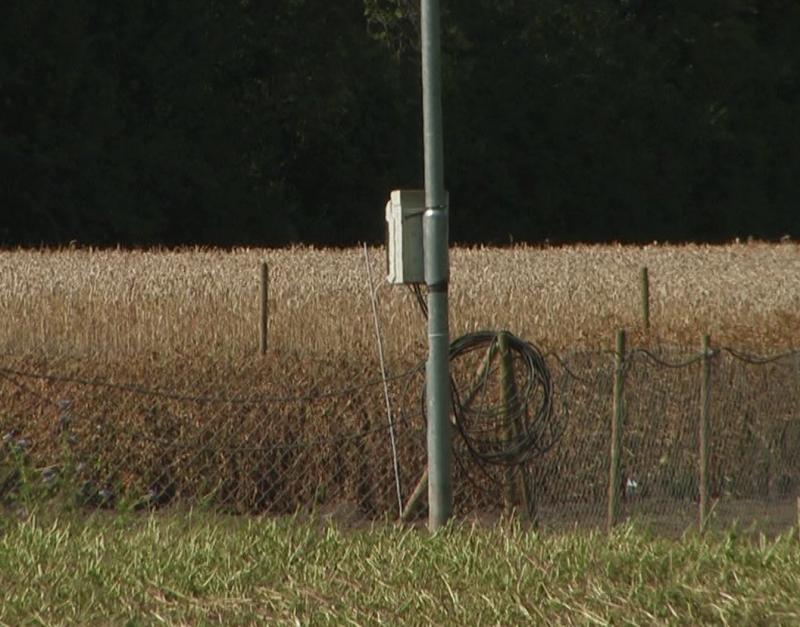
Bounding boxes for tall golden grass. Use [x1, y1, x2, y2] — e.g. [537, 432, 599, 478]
[1, 243, 798, 362]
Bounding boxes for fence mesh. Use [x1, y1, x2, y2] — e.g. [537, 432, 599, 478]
[1, 343, 798, 536]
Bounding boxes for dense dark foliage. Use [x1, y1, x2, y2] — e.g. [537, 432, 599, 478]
[1, 0, 798, 246]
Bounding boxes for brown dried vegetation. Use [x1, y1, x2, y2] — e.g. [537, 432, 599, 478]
[1, 242, 799, 358]
[0, 244, 798, 526]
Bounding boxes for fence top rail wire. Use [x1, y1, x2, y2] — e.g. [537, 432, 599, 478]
[628, 348, 707, 369]
[0, 363, 423, 406]
[719, 347, 800, 365]
[544, 352, 604, 385]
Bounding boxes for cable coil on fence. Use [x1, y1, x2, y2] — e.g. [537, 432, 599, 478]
[413, 331, 561, 469]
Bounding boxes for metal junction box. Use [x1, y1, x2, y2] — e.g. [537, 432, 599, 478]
[385, 189, 426, 284]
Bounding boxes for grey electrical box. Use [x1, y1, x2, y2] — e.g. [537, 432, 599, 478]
[385, 189, 425, 284]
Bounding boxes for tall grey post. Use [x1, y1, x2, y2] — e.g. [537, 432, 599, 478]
[421, 0, 453, 530]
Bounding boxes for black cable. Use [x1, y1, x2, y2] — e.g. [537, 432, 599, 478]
[407, 283, 428, 320]
[415, 330, 560, 470]
[405, 284, 560, 469]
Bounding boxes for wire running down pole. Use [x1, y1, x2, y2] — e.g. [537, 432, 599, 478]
[421, 0, 453, 530]
[362, 244, 404, 519]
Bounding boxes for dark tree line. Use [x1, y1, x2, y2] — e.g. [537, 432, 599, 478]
[1, 0, 798, 247]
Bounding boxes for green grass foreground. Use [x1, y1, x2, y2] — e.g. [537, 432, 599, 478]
[1, 511, 799, 625]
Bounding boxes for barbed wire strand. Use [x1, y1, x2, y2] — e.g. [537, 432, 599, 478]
[544, 351, 603, 385]
[719, 347, 800, 365]
[628, 348, 707, 369]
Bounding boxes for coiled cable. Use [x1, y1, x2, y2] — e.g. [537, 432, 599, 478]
[449, 331, 559, 467]
[413, 329, 561, 470]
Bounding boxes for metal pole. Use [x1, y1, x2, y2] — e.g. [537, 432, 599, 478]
[421, 0, 452, 530]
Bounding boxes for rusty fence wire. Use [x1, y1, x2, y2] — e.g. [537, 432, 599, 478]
[1, 342, 798, 536]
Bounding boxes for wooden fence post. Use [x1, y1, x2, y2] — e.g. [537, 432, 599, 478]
[640, 266, 650, 332]
[699, 334, 711, 532]
[400, 339, 498, 523]
[499, 331, 534, 521]
[260, 261, 269, 354]
[607, 329, 626, 533]
[499, 332, 517, 517]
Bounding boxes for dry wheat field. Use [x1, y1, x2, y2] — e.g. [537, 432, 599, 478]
[1, 242, 799, 360]
[1, 243, 799, 529]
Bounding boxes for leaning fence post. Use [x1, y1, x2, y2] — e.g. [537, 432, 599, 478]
[607, 329, 626, 533]
[400, 341, 498, 523]
[260, 261, 269, 354]
[699, 334, 712, 533]
[640, 267, 650, 332]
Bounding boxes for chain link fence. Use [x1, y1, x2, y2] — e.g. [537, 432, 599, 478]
[1, 340, 798, 535]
